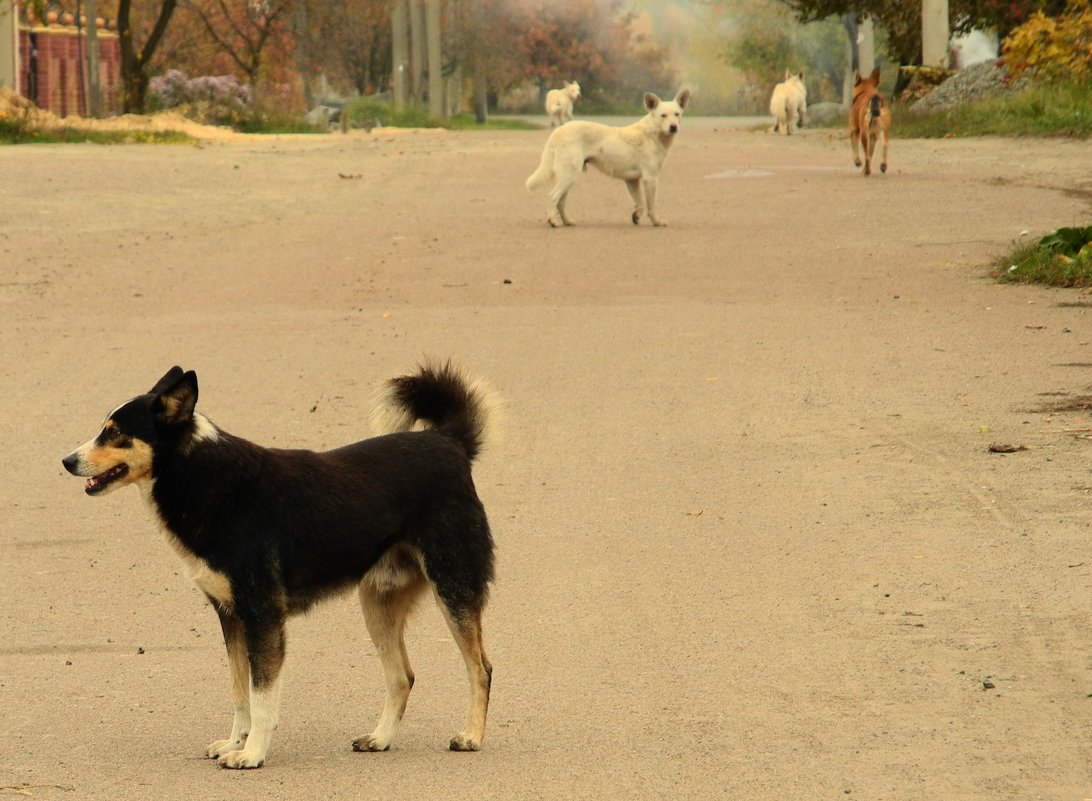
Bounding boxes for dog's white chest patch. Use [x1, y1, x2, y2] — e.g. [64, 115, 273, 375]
[161, 529, 233, 608]
[186, 557, 233, 608]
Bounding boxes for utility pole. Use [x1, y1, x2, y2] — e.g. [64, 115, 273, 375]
[921, 0, 950, 67]
[85, 0, 101, 116]
[426, 0, 442, 118]
[391, 0, 408, 110]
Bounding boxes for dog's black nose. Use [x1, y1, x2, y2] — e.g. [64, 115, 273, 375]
[669, 124, 678, 134]
[62, 453, 79, 474]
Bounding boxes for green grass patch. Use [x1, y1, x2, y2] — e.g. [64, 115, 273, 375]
[446, 114, 539, 131]
[345, 99, 540, 131]
[995, 226, 1092, 287]
[898, 81, 1092, 139]
[0, 118, 192, 145]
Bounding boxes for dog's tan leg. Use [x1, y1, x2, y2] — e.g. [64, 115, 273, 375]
[625, 178, 644, 225]
[645, 179, 666, 227]
[438, 604, 491, 752]
[354, 575, 427, 752]
[207, 609, 251, 759]
[557, 190, 575, 226]
[850, 126, 862, 168]
[879, 122, 889, 174]
[218, 623, 285, 769]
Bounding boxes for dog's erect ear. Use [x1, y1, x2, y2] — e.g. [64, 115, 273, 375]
[149, 366, 185, 396]
[869, 66, 881, 84]
[784, 69, 792, 80]
[797, 70, 804, 80]
[853, 69, 863, 85]
[152, 369, 198, 426]
[644, 92, 661, 111]
[675, 89, 691, 109]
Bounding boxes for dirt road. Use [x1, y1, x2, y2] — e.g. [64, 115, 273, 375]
[2, 122, 1091, 800]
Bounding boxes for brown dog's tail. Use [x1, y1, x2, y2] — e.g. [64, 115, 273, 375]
[371, 360, 499, 462]
[868, 95, 882, 123]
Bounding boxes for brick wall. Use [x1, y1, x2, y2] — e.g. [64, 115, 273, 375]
[18, 25, 121, 117]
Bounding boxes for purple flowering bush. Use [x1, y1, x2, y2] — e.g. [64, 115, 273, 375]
[149, 70, 253, 127]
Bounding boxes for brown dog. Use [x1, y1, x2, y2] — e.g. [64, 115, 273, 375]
[849, 67, 891, 176]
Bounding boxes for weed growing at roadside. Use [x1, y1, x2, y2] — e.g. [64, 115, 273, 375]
[996, 226, 1092, 286]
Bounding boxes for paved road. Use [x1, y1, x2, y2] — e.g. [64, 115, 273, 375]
[1, 125, 1090, 800]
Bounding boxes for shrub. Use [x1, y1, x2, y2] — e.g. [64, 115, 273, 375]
[149, 70, 253, 127]
[1001, 0, 1092, 84]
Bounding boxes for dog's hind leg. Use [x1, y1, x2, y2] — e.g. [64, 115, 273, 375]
[626, 178, 644, 225]
[879, 122, 889, 174]
[437, 602, 491, 752]
[206, 609, 251, 760]
[548, 173, 577, 227]
[851, 126, 863, 168]
[353, 571, 428, 753]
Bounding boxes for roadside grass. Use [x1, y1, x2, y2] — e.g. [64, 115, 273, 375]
[897, 80, 1092, 138]
[0, 118, 192, 145]
[994, 226, 1092, 287]
[345, 98, 538, 130]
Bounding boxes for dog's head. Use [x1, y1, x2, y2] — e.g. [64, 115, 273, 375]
[62, 367, 213, 496]
[565, 81, 581, 100]
[645, 89, 691, 135]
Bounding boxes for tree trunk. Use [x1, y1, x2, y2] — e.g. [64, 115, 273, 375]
[408, 0, 425, 102]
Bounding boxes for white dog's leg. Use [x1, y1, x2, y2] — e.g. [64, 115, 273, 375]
[625, 178, 644, 225]
[645, 178, 666, 227]
[548, 160, 579, 227]
[207, 610, 251, 759]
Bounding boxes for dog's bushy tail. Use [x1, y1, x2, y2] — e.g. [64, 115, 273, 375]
[371, 360, 498, 461]
[868, 94, 882, 123]
[525, 140, 555, 192]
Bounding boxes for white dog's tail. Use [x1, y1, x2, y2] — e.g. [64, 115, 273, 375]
[525, 140, 555, 192]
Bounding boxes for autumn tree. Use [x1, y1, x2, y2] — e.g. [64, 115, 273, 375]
[515, 0, 677, 107]
[778, 0, 1067, 66]
[182, 0, 294, 87]
[116, 0, 181, 112]
[302, 0, 391, 96]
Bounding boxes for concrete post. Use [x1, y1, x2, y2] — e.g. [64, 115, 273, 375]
[0, 0, 17, 92]
[922, 0, 950, 67]
[858, 16, 875, 75]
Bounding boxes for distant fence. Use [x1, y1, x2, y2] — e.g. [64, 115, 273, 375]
[18, 20, 121, 117]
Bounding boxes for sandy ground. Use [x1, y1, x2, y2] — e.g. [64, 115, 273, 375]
[2, 120, 1092, 801]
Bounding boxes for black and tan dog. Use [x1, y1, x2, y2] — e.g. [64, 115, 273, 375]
[62, 362, 497, 768]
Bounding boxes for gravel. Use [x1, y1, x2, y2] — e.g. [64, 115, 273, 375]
[913, 61, 1027, 111]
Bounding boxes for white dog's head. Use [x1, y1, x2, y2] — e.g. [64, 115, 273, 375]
[644, 89, 691, 135]
[565, 81, 581, 100]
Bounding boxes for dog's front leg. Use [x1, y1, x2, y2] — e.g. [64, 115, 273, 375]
[625, 179, 644, 225]
[644, 178, 666, 227]
[207, 607, 251, 759]
[217, 618, 286, 769]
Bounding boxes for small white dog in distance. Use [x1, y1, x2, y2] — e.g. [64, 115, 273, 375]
[526, 89, 691, 227]
[545, 81, 581, 127]
[770, 70, 807, 135]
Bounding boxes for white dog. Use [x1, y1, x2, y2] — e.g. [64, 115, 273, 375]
[526, 89, 690, 227]
[769, 70, 807, 135]
[545, 81, 581, 127]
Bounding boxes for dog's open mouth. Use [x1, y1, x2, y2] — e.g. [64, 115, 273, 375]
[86, 464, 128, 495]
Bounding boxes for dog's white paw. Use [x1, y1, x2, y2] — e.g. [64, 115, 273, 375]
[217, 748, 265, 769]
[351, 734, 391, 753]
[449, 733, 482, 752]
[207, 736, 247, 759]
